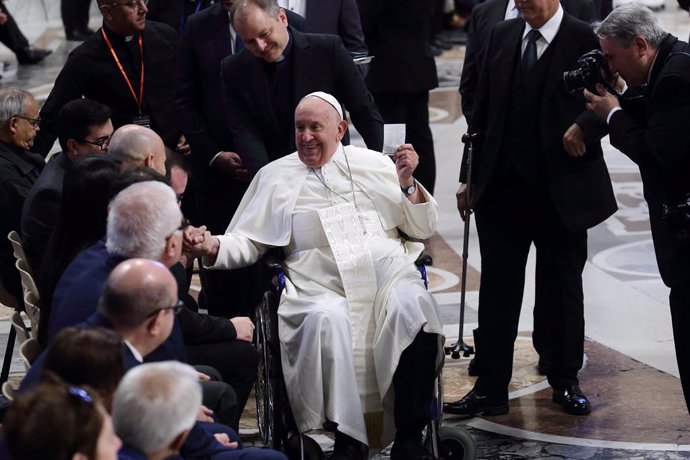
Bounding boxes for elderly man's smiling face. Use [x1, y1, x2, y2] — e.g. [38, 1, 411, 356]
[294, 97, 348, 169]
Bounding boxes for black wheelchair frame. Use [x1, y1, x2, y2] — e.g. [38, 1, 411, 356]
[253, 257, 476, 460]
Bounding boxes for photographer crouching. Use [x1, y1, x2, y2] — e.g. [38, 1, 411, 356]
[584, 3, 690, 414]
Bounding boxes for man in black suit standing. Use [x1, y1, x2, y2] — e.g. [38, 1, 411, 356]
[358, 0, 438, 194]
[459, 0, 598, 378]
[444, 0, 616, 416]
[276, 0, 368, 58]
[222, 0, 383, 176]
[61, 0, 94, 41]
[584, 3, 690, 414]
[177, 0, 305, 317]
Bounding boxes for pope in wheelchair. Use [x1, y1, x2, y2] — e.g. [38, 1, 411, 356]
[186, 92, 444, 460]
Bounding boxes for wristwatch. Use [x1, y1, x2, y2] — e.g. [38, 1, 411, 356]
[401, 181, 416, 196]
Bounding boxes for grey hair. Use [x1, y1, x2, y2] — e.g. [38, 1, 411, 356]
[112, 362, 201, 453]
[106, 181, 181, 259]
[0, 88, 34, 127]
[595, 3, 666, 48]
[230, 0, 281, 26]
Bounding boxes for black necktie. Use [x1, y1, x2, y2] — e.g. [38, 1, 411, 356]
[234, 34, 244, 54]
[521, 29, 541, 73]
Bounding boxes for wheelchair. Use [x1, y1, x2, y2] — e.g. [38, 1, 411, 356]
[253, 254, 477, 460]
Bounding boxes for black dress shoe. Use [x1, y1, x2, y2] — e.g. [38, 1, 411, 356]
[390, 438, 436, 460]
[66, 29, 92, 41]
[443, 389, 508, 416]
[331, 432, 368, 460]
[17, 47, 51, 65]
[552, 384, 591, 415]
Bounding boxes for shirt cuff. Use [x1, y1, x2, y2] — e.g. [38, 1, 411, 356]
[606, 107, 622, 124]
[209, 151, 224, 166]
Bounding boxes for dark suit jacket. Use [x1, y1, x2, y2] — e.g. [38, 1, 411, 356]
[0, 142, 44, 299]
[177, 5, 306, 169]
[47, 240, 236, 357]
[20, 151, 71, 275]
[221, 27, 383, 174]
[146, 0, 214, 32]
[460, 0, 597, 121]
[34, 21, 180, 157]
[357, 0, 438, 94]
[609, 34, 690, 286]
[463, 14, 616, 232]
[304, 0, 368, 55]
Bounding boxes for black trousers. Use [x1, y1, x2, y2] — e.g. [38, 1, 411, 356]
[473, 176, 587, 398]
[61, 0, 91, 34]
[393, 331, 438, 437]
[670, 281, 690, 414]
[188, 340, 259, 429]
[0, 3, 28, 55]
[373, 91, 437, 195]
[195, 365, 240, 430]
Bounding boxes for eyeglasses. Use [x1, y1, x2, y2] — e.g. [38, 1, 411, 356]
[80, 135, 111, 149]
[146, 300, 184, 318]
[165, 217, 190, 240]
[13, 115, 41, 128]
[100, 0, 149, 9]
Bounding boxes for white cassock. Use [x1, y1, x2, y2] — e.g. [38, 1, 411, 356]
[208, 144, 444, 446]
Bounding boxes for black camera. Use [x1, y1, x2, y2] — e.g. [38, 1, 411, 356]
[563, 49, 611, 94]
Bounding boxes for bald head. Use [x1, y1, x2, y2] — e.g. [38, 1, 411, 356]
[108, 125, 166, 175]
[98, 258, 177, 332]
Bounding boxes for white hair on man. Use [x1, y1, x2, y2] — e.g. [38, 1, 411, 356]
[106, 181, 182, 259]
[112, 361, 202, 454]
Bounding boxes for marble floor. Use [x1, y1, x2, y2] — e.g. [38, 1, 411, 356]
[1, 1, 690, 459]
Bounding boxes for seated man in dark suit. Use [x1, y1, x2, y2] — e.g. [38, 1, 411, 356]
[23, 258, 286, 460]
[21, 98, 113, 276]
[222, 0, 383, 175]
[113, 362, 204, 460]
[47, 180, 257, 430]
[0, 87, 44, 301]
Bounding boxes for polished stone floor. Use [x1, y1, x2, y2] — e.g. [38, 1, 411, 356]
[2, 1, 690, 459]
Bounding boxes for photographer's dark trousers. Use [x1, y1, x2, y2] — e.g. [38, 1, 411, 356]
[0, 3, 29, 55]
[473, 174, 587, 399]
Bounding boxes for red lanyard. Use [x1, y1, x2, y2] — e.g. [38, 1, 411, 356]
[101, 28, 145, 114]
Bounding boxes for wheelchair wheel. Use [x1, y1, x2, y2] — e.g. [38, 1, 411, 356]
[437, 426, 476, 460]
[255, 290, 283, 449]
[283, 434, 324, 460]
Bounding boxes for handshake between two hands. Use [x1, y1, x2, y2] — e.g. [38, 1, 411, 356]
[182, 225, 216, 259]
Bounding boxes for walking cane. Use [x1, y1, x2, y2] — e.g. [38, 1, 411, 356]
[444, 132, 478, 360]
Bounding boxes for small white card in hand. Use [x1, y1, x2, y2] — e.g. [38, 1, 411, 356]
[383, 124, 406, 158]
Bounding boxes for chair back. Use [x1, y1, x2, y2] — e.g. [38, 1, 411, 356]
[19, 338, 40, 371]
[11, 311, 31, 345]
[7, 231, 31, 274]
[1, 381, 15, 401]
[15, 258, 39, 302]
[23, 291, 40, 336]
